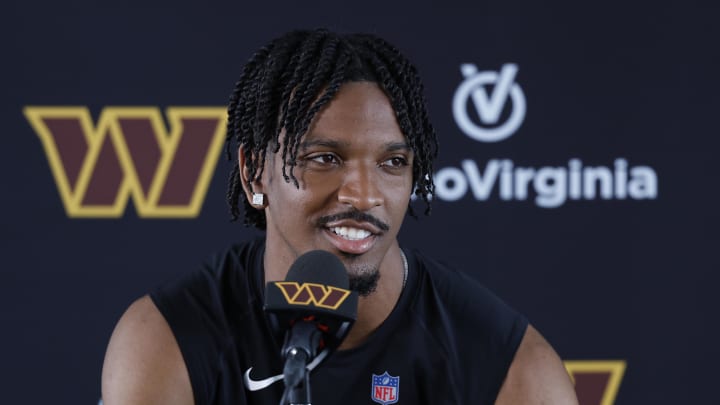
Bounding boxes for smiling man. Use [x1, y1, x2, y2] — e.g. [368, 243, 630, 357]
[102, 29, 578, 405]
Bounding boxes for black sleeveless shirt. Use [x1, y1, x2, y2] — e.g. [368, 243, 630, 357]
[151, 239, 528, 404]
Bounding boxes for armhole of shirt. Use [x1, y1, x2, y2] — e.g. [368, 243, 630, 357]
[490, 311, 529, 401]
[150, 267, 227, 404]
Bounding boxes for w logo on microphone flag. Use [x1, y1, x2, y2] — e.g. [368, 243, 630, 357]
[371, 372, 399, 404]
[275, 282, 351, 310]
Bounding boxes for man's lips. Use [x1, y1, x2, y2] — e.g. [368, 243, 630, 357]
[322, 226, 377, 255]
[317, 210, 389, 255]
[324, 219, 382, 236]
[316, 210, 389, 233]
[328, 225, 373, 240]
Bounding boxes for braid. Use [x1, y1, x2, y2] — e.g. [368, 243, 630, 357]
[226, 29, 438, 228]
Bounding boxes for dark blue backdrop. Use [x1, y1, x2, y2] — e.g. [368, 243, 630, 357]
[3, 1, 719, 404]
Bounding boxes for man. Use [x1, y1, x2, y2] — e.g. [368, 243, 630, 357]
[102, 29, 578, 404]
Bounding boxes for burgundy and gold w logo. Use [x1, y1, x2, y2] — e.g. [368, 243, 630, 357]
[24, 106, 226, 218]
[565, 360, 626, 405]
[275, 282, 351, 310]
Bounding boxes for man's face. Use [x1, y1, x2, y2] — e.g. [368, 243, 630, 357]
[257, 81, 413, 292]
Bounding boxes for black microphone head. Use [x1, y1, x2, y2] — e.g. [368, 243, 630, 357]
[285, 250, 349, 289]
[264, 250, 359, 352]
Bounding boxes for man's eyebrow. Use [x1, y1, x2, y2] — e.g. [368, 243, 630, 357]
[299, 139, 349, 150]
[385, 142, 413, 152]
[298, 139, 412, 152]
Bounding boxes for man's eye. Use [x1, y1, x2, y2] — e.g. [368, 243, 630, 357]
[382, 157, 409, 168]
[309, 154, 338, 165]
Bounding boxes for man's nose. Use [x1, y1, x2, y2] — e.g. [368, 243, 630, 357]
[337, 163, 383, 211]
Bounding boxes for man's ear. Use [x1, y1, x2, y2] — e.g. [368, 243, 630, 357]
[238, 146, 266, 208]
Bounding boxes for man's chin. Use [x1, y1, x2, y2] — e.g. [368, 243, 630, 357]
[348, 267, 380, 297]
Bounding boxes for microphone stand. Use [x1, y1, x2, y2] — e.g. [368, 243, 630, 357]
[280, 322, 321, 405]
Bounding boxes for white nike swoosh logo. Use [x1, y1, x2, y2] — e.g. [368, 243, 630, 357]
[243, 349, 330, 392]
[244, 368, 284, 391]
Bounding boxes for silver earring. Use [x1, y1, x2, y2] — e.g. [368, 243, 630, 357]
[252, 193, 265, 206]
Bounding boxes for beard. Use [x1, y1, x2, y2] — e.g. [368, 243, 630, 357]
[346, 262, 381, 297]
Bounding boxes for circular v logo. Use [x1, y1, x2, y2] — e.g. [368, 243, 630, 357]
[452, 63, 526, 143]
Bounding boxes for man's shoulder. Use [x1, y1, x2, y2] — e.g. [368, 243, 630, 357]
[102, 296, 194, 405]
[409, 249, 473, 293]
[409, 249, 523, 321]
[150, 236, 266, 333]
[409, 251, 578, 404]
[102, 237, 268, 405]
[403, 249, 532, 401]
[203, 236, 266, 278]
[151, 237, 265, 302]
[408, 248, 527, 349]
[496, 325, 579, 405]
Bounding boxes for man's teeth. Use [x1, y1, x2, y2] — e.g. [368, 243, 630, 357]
[331, 227, 371, 240]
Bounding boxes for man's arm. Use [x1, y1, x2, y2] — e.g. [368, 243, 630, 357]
[101, 295, 194, 405]
[495, 325, 578, 405]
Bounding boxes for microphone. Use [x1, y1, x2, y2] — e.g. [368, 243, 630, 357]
[264, 250, 359, 405]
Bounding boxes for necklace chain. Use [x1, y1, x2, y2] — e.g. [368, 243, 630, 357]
[400, 249, 408, 289]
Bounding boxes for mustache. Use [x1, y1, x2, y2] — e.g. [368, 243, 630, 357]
[317, 210, 390, 232]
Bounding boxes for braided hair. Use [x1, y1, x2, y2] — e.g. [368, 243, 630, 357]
[225, 29, 438, 229]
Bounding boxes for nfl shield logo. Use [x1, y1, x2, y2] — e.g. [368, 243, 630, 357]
[371, 371, 400, 404]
